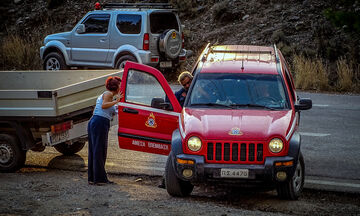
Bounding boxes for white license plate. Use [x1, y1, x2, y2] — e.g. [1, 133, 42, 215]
[160, 61, 172, 68]
[220, 168, 249, 178]
[50, 130, 69, 144]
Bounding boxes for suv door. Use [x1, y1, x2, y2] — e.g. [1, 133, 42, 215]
[118, 62, 182, 155]
[71, 13, 110, 63]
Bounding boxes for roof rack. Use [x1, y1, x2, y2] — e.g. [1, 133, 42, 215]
[273, 44, 282, 75]
[103, 2, 174, 10]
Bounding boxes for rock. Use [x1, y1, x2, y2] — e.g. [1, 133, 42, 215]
[242, 14, 249, 20]
[289, 16, 300, 21]
[14, 0, 22, 4]
[295, 21, 305, 31]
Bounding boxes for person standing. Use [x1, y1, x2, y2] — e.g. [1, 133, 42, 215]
[175, 71, 193, 107]
[88, 76, 122, 186]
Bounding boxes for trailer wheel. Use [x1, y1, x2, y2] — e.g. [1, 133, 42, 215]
[0, 134, 26, 172]
[165, 153, 194, 197]
[54, 141, 85, 155]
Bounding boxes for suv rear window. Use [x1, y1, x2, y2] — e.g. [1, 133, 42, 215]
[117, 14, 142, 34]
[150, 12, 179, 34]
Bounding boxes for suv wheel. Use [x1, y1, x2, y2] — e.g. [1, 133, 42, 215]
[115, 55, 137, 69]
[44, 52, 68, 71]
[159, 29, 182, 59]
[0, 134, 26, 172]
[165, 153, 194, 197]
[276, 152, 305, 200]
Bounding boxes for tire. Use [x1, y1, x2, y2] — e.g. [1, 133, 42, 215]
[54, 141, 85, 155]
[158, 29, 182, 59]
[276, 152, 305, 200]
[115, 55, 137, 69]
[0, 134, 26, 172]
[165, 153, 194, 197]
[43, 52, 68, 71]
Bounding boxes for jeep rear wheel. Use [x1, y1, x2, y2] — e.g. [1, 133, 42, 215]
[54, 141, 85, 155]
[159, 29, 182, 59]
[165, 153, 194, 197]
[0, 134, 26, 172]
[115, 55, 137, 69]
[44, 52, 68, 71]
[276, 152, 305, 200]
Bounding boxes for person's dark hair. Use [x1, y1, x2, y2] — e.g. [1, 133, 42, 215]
[105, 76, 121, 92]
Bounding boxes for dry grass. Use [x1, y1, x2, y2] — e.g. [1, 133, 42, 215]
[0, 34, 41, 70]
[336, 57, 357, 92]
[293, 55, 330, 91]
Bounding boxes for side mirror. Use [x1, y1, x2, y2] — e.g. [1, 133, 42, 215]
[151, 97, 173, 111]
[295, 98, 312, 111]
[76, 24, 85, 34]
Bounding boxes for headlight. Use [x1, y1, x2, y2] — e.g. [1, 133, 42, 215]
[187, 136, 202, 152]
[269, 138, 283, 153]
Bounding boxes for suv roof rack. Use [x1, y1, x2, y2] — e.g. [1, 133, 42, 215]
[201, 44, 274, 63]
[103, 2, 174, 10]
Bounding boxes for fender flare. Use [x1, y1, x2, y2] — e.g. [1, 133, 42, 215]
[287, 132, 301, 176]
[43, 41, 70, 64]
[170, 129, 183, 156]
[112, 44, 143, 67]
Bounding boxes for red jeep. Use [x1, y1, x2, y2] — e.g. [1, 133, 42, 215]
[117, 44, 312, 200]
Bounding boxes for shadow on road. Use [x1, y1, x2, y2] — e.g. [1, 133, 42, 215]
[48, 154, 86, 171]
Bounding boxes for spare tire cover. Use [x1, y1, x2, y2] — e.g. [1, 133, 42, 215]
[159, 29, 182, 59]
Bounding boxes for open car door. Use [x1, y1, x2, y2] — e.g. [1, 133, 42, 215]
[118, 61, 182, 155]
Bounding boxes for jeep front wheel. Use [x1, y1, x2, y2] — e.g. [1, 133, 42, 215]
[0, 134, 26, 172]
[44, 52, 68, 71]
[115, 55, 137, 69]
[165, 153, 194, 197]
[276, 152, 305, 200]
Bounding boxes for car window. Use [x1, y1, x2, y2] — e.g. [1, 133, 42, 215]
[150, 12, 179, 34]
[117, 14, 142, 34]
[82, 14, 110, 34]
[125, 69, 166, 107]
[188, 73, 289, 109]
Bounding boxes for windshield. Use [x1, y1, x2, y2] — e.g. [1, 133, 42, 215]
[188, 73, 289, 110]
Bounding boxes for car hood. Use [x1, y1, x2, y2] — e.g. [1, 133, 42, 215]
[44, 32, 71, 44]
[180, 108, 294, 141]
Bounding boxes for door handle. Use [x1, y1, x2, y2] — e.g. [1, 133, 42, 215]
[123, 108, 138, 114]
[100, 38, 107, 42]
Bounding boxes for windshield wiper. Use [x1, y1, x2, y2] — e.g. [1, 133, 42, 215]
[229, 103, 277, 110]
[191, 103, 234, 109]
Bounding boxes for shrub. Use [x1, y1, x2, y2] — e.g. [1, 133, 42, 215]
[0, 34, 41, 70]
[293, 55, 330, 91]
[336, 57, 354, 92]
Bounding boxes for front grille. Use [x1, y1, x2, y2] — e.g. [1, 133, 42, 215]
[206, 141, 264, 164]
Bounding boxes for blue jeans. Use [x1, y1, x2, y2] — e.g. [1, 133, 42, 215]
[87, 115, 110, 183]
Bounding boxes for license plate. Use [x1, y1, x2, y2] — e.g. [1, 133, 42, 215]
[220, 168, 249, 178]
[160, 61, 172, 68]
[50, 130, 69, 144]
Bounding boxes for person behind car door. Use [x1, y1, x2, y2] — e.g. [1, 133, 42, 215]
[88, 76, 123, 186]
[175, 71, 193, 107]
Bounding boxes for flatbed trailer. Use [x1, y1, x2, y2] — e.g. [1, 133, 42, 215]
[0, 70, 121, 172]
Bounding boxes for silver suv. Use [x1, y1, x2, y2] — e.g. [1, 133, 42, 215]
[40, 3, 189, 71]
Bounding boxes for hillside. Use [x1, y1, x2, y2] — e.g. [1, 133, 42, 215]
[1, 0, 359, 91]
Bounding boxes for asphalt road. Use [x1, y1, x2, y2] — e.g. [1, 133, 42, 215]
[25, 89, 360, 193]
